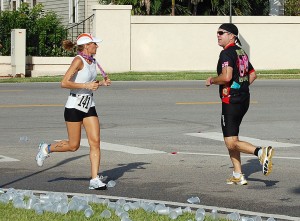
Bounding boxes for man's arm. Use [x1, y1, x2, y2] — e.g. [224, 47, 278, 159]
[206, 66, 233, 86]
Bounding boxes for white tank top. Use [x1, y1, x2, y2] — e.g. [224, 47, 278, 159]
[65, 55, 97, 108]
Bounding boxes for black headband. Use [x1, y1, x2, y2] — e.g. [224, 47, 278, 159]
[219, 23, 242, 46]
[219, 23, 238, 36]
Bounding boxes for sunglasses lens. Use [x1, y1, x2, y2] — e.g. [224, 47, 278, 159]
[217, 31, 224, 35]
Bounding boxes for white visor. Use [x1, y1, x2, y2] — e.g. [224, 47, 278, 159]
[76, 33, 102, 45]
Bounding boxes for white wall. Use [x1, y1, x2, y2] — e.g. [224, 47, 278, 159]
[91, 6, 300, 73]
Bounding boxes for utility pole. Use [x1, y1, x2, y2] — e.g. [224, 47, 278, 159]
[229, 0, 232, 23]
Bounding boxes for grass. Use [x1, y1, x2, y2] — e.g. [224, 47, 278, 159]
[0, 69, 300, 83]
[0, 200, 226, 221]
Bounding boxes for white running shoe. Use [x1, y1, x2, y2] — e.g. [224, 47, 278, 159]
[89, 175, 107, 190]
[226, 174, 248, 185]
[36, 142, 49, 167]
[259, 146, 274, 176]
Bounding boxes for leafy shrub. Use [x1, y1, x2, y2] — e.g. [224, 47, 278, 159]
[0, 3, 69, 56]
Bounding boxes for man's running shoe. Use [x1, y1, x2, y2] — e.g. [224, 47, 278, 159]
[226, 174, 248, 185]
[89, 175, 107, 190]
[36, 142, 49, 167]
[259, 146, 274, 176]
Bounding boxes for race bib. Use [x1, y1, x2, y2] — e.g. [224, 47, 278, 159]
[75, 94, 92, 113]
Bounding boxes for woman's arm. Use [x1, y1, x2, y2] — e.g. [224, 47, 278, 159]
[61, 57, 84, 89]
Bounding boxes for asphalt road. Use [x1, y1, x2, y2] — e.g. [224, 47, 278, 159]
[0, 80, 299, 219]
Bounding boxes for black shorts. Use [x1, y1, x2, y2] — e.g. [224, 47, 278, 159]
[221, 98, 249, 137]
[64, 106, 98, 122]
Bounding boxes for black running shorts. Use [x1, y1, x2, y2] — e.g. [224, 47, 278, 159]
[221, 98, 249, 137]
[64, 106, 98, 122]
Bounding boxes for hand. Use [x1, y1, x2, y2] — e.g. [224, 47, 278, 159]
[206, 77, 213, 87]
[102, 78, 111, 86]
[86, 81, 100, 91]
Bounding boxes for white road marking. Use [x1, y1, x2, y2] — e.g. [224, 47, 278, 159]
[80, 139, 166, 154]
[176, 152, 300, 160]
[0, 155, 19, 162]
[186, 132, 300, 148]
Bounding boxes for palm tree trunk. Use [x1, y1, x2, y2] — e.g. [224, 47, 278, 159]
[193, 3, 197, 15]
[171, 0, 175, 16]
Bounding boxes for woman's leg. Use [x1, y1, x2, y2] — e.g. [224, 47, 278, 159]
[49, 121, 82, 152]
[82, 116, 101, 179]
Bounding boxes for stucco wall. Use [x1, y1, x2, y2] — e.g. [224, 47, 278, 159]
[129, 16, 300, 72]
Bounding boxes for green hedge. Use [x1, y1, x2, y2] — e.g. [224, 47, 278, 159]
[0, 3, 71, 56]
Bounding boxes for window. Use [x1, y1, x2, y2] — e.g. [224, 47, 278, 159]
[10, 0, 26, 10]
[69, 0, 78, 24]
[12, 0, 17, 10]
[31, 0, 36, 7]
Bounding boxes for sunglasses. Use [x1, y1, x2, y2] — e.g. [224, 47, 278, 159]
[217, 31, 230, 35]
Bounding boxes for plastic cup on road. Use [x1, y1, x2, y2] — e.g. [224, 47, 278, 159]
[0, 196, 9, 204]
[147, 203, 156, 212]
[157, 206, 170, 215]
[26, 197, 37, 209]
[154, 203, 166, 212]
[123, 203, 131, 211]
[100, 209, 111, 218]
[195, 212, 205, 221]
[19, 136, 29, 142]
[35, 207, 43, 215]
[187, 196, 200, 204]
[108, 201, 116, 210]
[120, 211, 129, 219]
[211, 209, 218, 220]
[116, 198, 126, 206]
[39, 194, 50, 204]
[84, 208, 94, 218]
[13, 197, 25, 208]
[169, 210, 178, 220]
[183, 206, 191, 213]
[115, 207, 124, 216]
[60, 204, 69, 214]
[34, 203, 43, 215]
[129, 201, 140, 210]
[253, 216, 262, 221]
[196, 208, 205, 216]
[227, 212, 240, 220]
[107, 180, 116, 188]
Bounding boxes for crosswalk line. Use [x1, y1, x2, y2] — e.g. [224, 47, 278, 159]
[0, 155, 19, 162]
[186, 132, 300, 148]
[80, 139, 166, 154]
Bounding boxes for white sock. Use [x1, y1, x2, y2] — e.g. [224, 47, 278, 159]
[258, 149, 262, 158]
[233, 171, 241, 178]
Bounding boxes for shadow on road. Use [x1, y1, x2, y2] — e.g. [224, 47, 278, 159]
[102, 162, 150, 181]
[46, 162, 150, 183]
[0, 155, 89, 187]
[242, 158, 279, 187]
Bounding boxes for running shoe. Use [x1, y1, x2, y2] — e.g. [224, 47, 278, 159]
[36, 142, 49, 167]
[259, 146, 274, 176]
[89, 175, 107, 190]
[226, 174, 248, 185]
